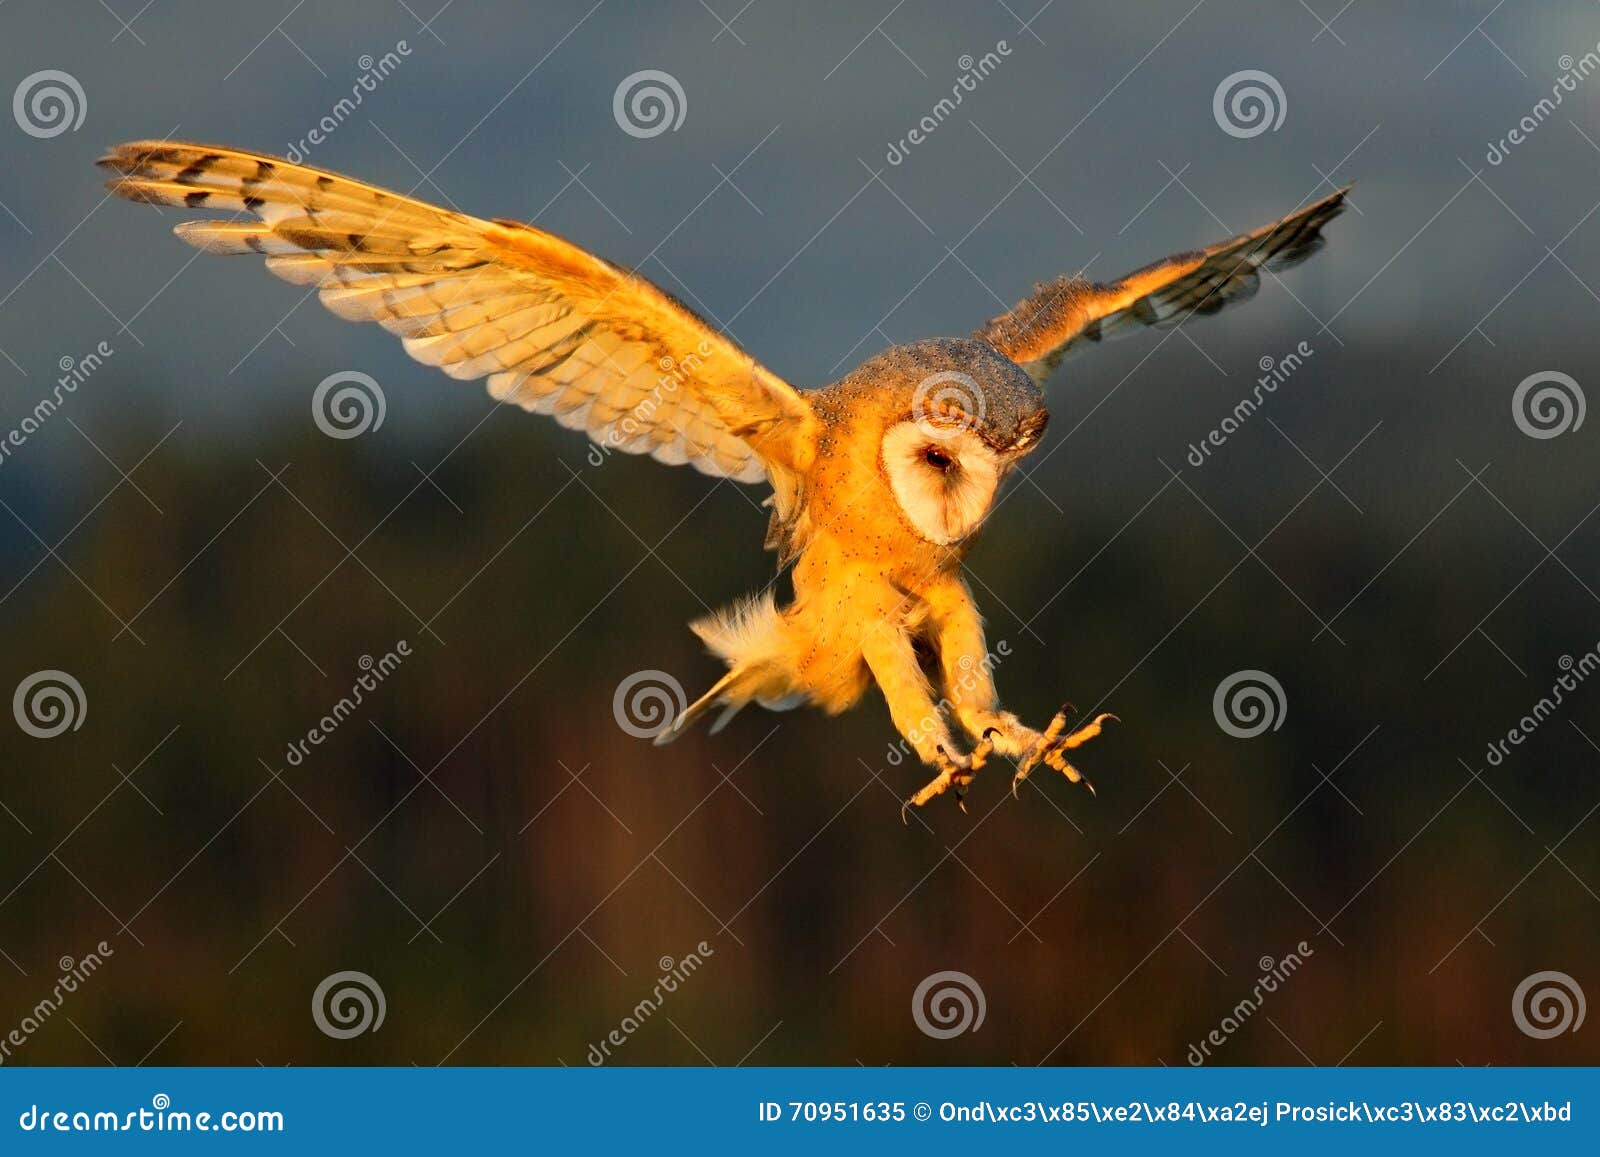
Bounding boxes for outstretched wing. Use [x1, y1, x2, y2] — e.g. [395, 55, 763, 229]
[100, 140, 813, 485]
[976, 187, 1348, 383]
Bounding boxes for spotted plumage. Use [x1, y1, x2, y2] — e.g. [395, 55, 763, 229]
[101, 139, 1347, 815]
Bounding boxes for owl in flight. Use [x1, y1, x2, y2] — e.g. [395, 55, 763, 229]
[102, 140, 1346, 817]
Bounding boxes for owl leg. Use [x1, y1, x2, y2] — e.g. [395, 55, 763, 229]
[923, 576, 1116, 799]
[859, 626, 992, 820]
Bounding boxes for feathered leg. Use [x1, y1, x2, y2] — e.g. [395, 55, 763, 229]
[859, 623, 993, 820]
[922, 575, 1116, 800]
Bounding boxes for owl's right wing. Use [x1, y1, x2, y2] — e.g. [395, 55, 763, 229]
[100, 140, 815, 487]
[975, 187, 1348, 384]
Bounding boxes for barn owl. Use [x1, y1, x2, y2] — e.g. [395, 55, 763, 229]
[101, 140, 1346, 817]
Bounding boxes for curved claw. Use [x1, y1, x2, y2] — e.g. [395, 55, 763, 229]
[1010, 707, 1120, 799]
[903, 736, 995, 820]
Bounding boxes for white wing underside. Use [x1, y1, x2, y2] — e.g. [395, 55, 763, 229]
[101, 140, 806, 485]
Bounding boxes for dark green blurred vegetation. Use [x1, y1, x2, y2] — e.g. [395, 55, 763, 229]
[2, 337, 1598, 1065]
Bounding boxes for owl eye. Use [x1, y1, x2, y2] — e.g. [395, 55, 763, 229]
[922, 446, 953, 471]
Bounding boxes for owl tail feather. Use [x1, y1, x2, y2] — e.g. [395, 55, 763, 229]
[653, 593, 803, 746]
[654, 671, 734, 745]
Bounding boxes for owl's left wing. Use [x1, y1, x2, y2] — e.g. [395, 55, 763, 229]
[99, 140, 814, 487]
[975, 187, 1348, 384]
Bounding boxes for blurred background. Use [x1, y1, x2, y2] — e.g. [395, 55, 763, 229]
[1, 0, 1598, 1066]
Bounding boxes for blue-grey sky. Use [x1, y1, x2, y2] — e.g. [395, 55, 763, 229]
[3, 1, 1597, 423]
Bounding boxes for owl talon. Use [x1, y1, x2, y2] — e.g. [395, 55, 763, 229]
[902, 735, 995, 818]
[1010, 709, 1118, 797]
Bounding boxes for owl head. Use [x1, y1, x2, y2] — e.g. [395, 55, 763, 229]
[824, 338, 1049, 546]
